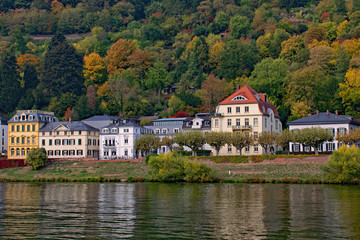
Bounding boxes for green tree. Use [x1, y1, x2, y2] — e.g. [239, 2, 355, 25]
[229, 132, 253, 155]
[145, 62, 170, 103]
[174, 131, 205, 156]
[161, 136, 175, 152]
[229, 15, 250, 39]
[25, 147, 48, 170]
[275, 129, 293, 154]
[205, 131, 228, 156]
[134, 134, 160, 156]
[293, 128, 334, 155]
[257, 131, 276, 154]
[40, 34, 84, 97]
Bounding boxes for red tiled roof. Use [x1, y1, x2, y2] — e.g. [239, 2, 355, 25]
[218, 85, 280, 118]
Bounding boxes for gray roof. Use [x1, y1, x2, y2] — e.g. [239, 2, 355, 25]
[8, 110, 58, 123]
[287, 112, 360, 126]
[83, 115, 123, 121]
[102, 121, 142, 130]
[153, 118, 187, 122]
[39, 121, 98, 132]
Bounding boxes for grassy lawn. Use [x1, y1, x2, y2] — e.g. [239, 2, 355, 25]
[0, 160, 327, 182]
[210, 162, 326, 179]
[0, 161, 150, 181]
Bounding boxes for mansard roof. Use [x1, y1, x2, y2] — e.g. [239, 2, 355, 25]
[39, 121, 98, 132]
[287, 112, 360, 126]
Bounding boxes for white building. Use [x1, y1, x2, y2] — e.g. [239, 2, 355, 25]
[0, 117, 8, 154]
[287, 110, 360, 153]
[100, 122, 153, 159]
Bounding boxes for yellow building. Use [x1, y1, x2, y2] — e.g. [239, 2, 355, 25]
[211, 86, 282, 155]
[7, 110, 58, 159]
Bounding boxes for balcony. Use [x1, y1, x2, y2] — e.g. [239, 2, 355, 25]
[232, 125, 252, 131]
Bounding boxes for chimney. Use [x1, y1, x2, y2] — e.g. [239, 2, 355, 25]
[237, 85, 241, 90]
[335, 110, 338, 115]
[308, 114, 312, 116]
[316, 110, 319, 116]
[69, 117, 71, 123]
[326, 110, 329, 116]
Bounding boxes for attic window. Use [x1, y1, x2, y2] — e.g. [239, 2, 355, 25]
[231, 95, 248, 101]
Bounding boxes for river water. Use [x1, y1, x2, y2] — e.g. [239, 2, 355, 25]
[0, 183, 359, 239]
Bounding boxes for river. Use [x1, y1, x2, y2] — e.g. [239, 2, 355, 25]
[0, 183, 359, 239]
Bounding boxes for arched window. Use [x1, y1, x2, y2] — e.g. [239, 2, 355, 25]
[231, 95, 248, 101]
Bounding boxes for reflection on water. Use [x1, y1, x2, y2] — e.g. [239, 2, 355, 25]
[0, 182, 359, 239]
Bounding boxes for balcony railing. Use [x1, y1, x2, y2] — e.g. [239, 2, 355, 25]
[232, 125, 252, 130]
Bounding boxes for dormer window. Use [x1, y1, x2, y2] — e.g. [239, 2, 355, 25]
[14, 116, 18, 121]
[231, 95, 248, 101]
[28, 115, 33, 121]
[111, 128, 118, 133]
[102, 128, 109, 133]
[21, 114, 26, 121]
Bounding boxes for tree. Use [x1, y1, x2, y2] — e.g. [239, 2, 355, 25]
[293, 128, 334, 155]
[134, 134, 160, 156]
[280, 36, 305, 63]
[0, 50, 22, 114]
[205, 131, 228, 156]
[200, 74, 233, 112]
[257, 131, 276, 154]
[304, 27, 327, 46]
[174, 131, 205, 156]
[339, 68, 360, 115]
[161, 136, 175, 152]
[229, 15, 250, 39]
[25, 147, 48, 170]
[105, 39, 137, 75]
[229, 132, 253, 155]
[83, 52, 107, 88]
[40, 34, 84, 97]
[336, 128, 360, 145]
[275, 130, 293, 154]
[145, 62, 170, 103]
[17, 53, 41, 73]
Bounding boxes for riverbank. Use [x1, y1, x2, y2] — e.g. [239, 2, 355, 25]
[0, 157, 330, 183]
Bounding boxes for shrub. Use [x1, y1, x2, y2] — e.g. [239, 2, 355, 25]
[25, 148, 48, 170]
[322, 145, 360, 183]
[145, 154, 158, 163]
[148, 153, 215, 182]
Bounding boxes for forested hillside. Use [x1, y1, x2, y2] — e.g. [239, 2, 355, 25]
[0, 0, 360, 124]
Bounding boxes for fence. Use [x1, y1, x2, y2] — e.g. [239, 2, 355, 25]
[0, 159, 26, 169]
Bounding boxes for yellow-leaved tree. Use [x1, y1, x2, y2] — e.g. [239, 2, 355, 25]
[83, 52, 107, 88]
[339, 67, 360, 115]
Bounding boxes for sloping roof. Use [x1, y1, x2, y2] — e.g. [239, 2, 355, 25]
[83, 115, 122, 121]
[218, 85, 280, 118]
[8, 110, 58, 123]
[102, 121, 143, 129]
[287, 112, 360, 126]
[39, 121, 98, 132]
[153, 118, 187, 122]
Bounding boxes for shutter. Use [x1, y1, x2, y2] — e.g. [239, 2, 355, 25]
[326, 143, 328, 152]
[292, 144, 294, 152]
[333, 143, 335, 151]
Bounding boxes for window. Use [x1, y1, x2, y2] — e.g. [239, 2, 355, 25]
[338, 128, 346, 136]
[275, 120, 278, 129]
[231, 95, 247, 101]
[62, 150, 68, 156]
[293, 144, 300, 152]
[124, 129, 129, 133]
[21, 137, 25, 144]
[245, 118, 249, 127]
[16, 149, 19, 156]
[155, 129, 160, 134]
[42, 140, 45, 146]
[245, 106, 249, 113]
[11, 137, 14, 144]
[236, 107, 240, 113]
[27, 137, 30, 144]
[16, 137, 19, 144]
[162, 128, 167, 134]
[32, 125, 35, 131]
[236, 119, 240, 126]
[102, 128, 109, 133]
[304, 146, 310, 152]
[326, 143, 335, 151]
[93, 139, 96, 145]
[111, 151, 116, 156]
[11, 126, 14, 132]
[70, 139, 75, 145]
[88, 139, 91, 145]
[16, 125, 20, 132]
[87, 150, 92, 156]
[11, 149, 14, 156]
[174, 128, 179, 133]
[215, 120, 219, 127]
[32, 137, 35, 144]
[254, 132, 258, 139]
[49, 139, 52, 146]
[78, 139, 82, 145]
[41, 132, 45, 136]
[55, 150, 60, 156]
[111, 128, 117, 133]
[69, 150, 75, 156]
[55, 139, 61, 145]
[62, 139, 68, 145]
[21, 148, 25, 156]
[77, 150, 83, 156]
[27, 125, 30, 131]
[125, 150, 128, 156]
[79, 131, 82, 135]
[254, 118, 258, 127]
[56, 131, 59, 135]
[227, 144, 232, 152]
[227, 107, 232, 113]
[265, 118, 267, 128]
[254, 145, 258, 152]
[125, 139, 128, 144]
[245, 145, 249, 152]
[227, 119, 232, 126]
[48, 150, 53, 156]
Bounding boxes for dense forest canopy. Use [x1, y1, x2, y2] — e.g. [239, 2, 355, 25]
[0, 0, 360, 125]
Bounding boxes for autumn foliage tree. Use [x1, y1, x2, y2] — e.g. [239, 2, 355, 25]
[105, 39, 137, 75]
[83, 52, 107, 88]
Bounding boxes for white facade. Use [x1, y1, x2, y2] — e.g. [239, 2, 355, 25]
[100, 123, 152, 159]
[0, 118, 8, 154]
[288, 112, 360, 153]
